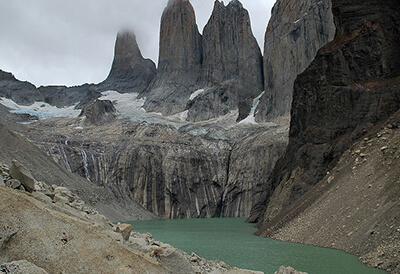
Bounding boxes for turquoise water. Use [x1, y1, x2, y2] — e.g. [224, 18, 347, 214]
[130, 218, 386, 274]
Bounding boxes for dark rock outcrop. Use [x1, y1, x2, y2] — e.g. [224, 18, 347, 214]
[79, 99, 117, 125]
[187, 0, 263, 122]
[0, 70, 101, 108]
[99, 31, 156, 94]
[0, 70, 40, 105]
[38, 84, 100, 108]
[142, 0, 203, 115]
[253, 0, 400, 229]
[255, 0, 335, 121]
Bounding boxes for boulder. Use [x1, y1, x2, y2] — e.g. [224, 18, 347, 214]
[9, 160, 36, 192]
[0, 227, 18, 249]
[0, 260, 49, 274]
[274, 266, 307, 274]
[31, 192, 53, 204]
[5, 179, 22, 190]
[53, 186, 75, 204]
[116, 223, 133, 242]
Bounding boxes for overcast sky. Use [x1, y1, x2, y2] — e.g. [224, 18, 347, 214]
[0, 0, 275, 87]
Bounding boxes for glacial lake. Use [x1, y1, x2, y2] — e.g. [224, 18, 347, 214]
[130, 218, 387, 274]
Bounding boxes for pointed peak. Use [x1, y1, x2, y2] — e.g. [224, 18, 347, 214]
[113, 29, 142, 60]
[227, 0, 243, 9]
[214, 0, 225, 8]
[117, 30, 137, 40]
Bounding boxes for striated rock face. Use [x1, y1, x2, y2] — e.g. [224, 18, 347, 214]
[221, 126, 288, 217]
[201, 0, 263, 88]
[24, 117, 287, 219]
[100, 31, 156, 94]
[187, 0, 263, 122]
[253, 0, 400, 228]
[143, 0, 202, 115]
[255, 0, 335, 121]
[79, 99, 116, 125]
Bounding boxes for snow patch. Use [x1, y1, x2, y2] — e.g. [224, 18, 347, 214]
[168, 110, 188, 122]
[99, 90, 186, 125]
[238, 91, 265, 125]
[0, 97, 80, 119]
[189, 89, 205, 101]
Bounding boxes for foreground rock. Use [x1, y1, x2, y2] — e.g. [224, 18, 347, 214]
[9, 160, 36, 192]
[274, 266, 307, 274]
[255, 0, 335, 121]
[0, 171, 262, 274]
[0, 260, 49, 274]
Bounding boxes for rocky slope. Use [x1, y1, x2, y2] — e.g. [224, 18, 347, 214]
[0, 107, 154, 221]
[142, 0, 203, 115]
[255, 0, 335, 121]
[187, 0, 263, 122]
[99, 31, 156, 94]
[269, 112, 400, 273]
[0, 166, 262, 274]
[250, 0, 400, 272]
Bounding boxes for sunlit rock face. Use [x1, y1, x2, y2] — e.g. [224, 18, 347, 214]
[142, 0, 203, 116]
[255, 0, 335, 121]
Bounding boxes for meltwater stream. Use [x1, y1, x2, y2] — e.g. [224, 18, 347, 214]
[130, 218, 386, 274]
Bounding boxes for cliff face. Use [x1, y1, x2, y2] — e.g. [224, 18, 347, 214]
[100, 31, 156, 94]
[23, 117, 287, 219]
[255, 0, 335, 121]
[187, 0, 264, 122]
[142, 0, 203, 115]
[253, 0, 400, 229]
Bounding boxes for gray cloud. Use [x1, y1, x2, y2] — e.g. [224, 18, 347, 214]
[0, 0, 275, 87]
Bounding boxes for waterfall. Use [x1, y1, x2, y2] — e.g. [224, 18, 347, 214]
[80, 150, 90, 181]
[59, 145, 72, 172]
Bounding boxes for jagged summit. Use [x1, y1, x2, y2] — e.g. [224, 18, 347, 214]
[0, 70, 16, 81]
[186, 0, 263, 122]
[227, 0, 243, 8]
[100, 30, 156, 94]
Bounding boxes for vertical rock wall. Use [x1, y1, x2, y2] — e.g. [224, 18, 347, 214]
[255, 0, 335, 121]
